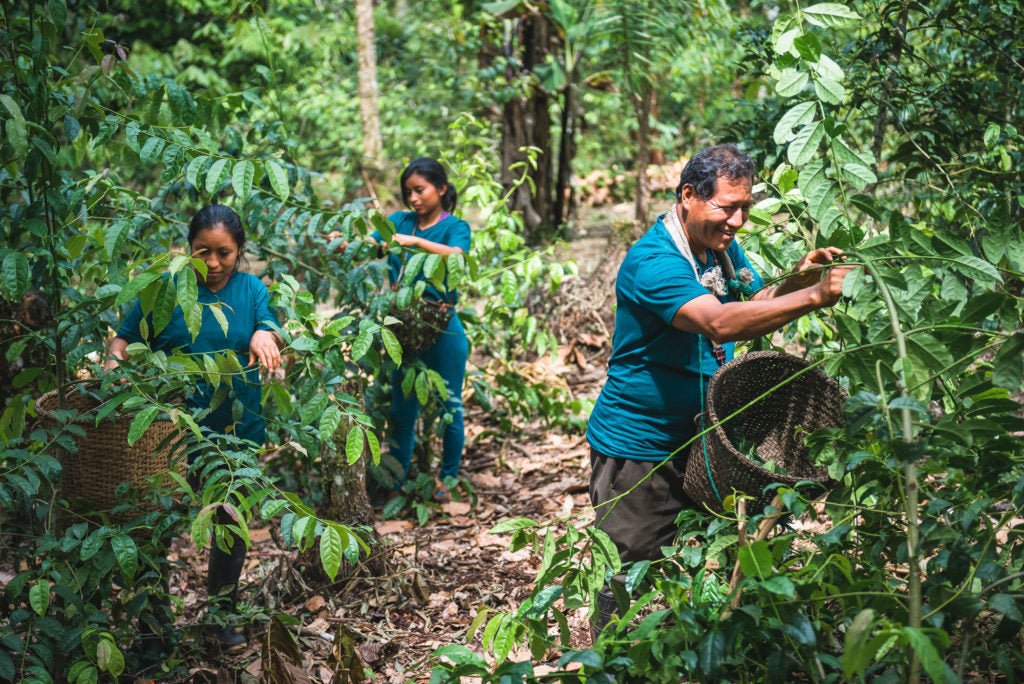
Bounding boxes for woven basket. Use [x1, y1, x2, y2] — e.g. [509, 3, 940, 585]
[391, 296, 454, 354]
[36, 388, 187, 512]
[682, 351, 846, 515]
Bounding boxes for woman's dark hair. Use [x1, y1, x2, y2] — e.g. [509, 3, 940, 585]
[400, 157, 457, 212]
[188, 204, 246, 249]
[188, 204, 248, 269]
[675, 144, 756, 201]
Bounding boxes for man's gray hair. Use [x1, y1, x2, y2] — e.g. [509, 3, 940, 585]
[675, 144, 756, 201]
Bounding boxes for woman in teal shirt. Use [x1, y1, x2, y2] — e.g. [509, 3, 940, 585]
[106, 204, 281, 649]
[372, 158, 471, 501]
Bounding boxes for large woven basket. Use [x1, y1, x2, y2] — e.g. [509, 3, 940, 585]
[682, 351, 846, 515]
[36, 388, 187, 512]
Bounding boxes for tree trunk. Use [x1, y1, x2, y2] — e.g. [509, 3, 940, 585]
[498, 11, 554, 242]
[355, 0, 383, 168]
[633, 86, 654, 228]
[553, 77, 578, 233]
[302, 421, 388, 583]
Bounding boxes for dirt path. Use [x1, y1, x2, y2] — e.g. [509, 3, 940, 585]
[170, 407, 597, 682]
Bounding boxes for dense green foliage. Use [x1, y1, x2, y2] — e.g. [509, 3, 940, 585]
[1, 0, 1021, 681]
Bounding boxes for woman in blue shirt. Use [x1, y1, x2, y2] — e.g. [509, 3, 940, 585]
[106, 205, 281, 650]
[331, 158, 471, 501]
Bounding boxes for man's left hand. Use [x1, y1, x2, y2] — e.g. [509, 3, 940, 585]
[789, 247, 844, 289]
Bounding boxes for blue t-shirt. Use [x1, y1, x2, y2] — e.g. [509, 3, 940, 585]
[117, 271, 278, 445]
[586, 216, 764, 462]
[371, 211, 472, 303]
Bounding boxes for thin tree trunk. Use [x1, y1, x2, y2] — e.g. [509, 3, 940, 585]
[498, 11, 553, 242]
[633, 86, 654, 227]
[356, 0, 383, 167]
[554, 77, 578, 233]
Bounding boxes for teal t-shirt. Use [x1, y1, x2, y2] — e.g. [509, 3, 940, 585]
[372, 211, 472, 303]
[586, 216, 764, 462]
[117, 271, 278, 445]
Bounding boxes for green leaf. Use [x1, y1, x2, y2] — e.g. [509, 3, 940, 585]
[110, 534, 139, 581]
[185, 155, 208, 189]
[205, 158, 230, 195]
[773, 102, 817, 145]
[788, 121, 825, 166]
[738, 540, 773, 579]
[232, 160, 255, 201]
[29, 580, 50, 616]
[319, 404, 342, 441]
[698, 630, 725, 674]
[127, 406, 159, 446]
[115, 271, 159, 306]
[992, 334, 1024, 390]
[793, 33, 821, 61]
[94, 637, 124, 677]
[1, 95, 28, 158]
[365, 429, 381, 464]
[902, 627, 955, 684]
[907, 333, 956, 374]
[625, 560, 651, 594]
[501, 271, 517, 305]
[983, 123, 1002, 148]
[782, 612, 817, 646]
[351, 329, 373, 361]
[64, 115, 81, 141]
[152, 277, 177, 336]
[773, 27, 801, 55]
[210, 302, 229, 337]
[813, 53, 844, 83]
[988, 593, 1023, 622]
[139, 136, 165, 164]
[841, 162, 877, 190]
[843, 609, 878, 681]
[414, 371, 428, 403]
[261, 499, 288, 520]
[776, 68, 810, 97]
[176, 268, 201, 341]
[814, 73, 846, 104]
[320, 526, 343, 581]
[190, 505, 215, 546]
[432, 644, 489, 669]
[104, 220, 132, 260]
[802, 2, 861, 28]
[952, 255, 1002, 285]
[380, 327, 402, 366]
[265, 159, 289, 200]
[2, 251, 30, 299]
[345, 425, 364, 464]
[489, 517, 538, 534]
[759, 575, 795, 598]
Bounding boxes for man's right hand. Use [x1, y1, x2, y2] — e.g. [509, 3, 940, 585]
[814, 263, 855, 306]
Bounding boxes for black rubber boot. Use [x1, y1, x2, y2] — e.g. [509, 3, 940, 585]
[590, 587, 620, 644]
[206, 508, 248, 651]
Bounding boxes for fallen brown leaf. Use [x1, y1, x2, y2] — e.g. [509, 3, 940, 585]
[375, 520, 414, 535]
[441, 501, 471, 516]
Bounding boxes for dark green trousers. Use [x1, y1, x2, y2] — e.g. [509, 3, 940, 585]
[589, 449, 695, 563]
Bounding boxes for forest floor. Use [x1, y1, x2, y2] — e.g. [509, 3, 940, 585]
[166, 205, 631, 682]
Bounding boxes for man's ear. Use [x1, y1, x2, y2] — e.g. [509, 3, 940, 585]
[679, 183, 697, 209]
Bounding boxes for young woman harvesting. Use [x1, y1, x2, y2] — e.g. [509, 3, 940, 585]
[106, 204, 281, 649]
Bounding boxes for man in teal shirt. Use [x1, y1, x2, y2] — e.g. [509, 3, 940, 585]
[587, 144, 852, 630]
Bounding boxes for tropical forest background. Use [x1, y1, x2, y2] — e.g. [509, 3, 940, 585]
[1, 0, 1022, 681]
